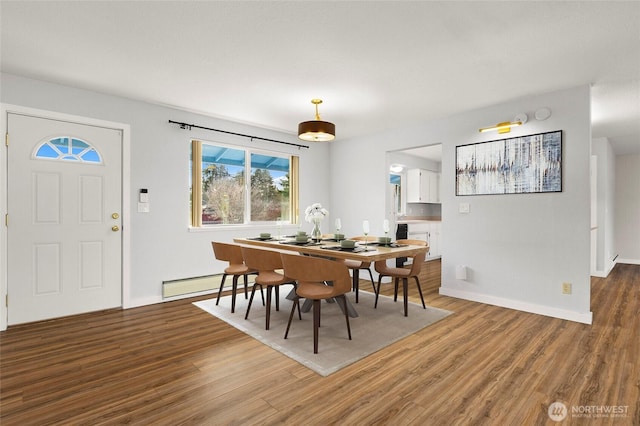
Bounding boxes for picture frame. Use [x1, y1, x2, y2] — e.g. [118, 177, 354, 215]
[456, 130, 562, 196]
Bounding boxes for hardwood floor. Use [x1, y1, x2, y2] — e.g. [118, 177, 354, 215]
[1, 260, 638, 425]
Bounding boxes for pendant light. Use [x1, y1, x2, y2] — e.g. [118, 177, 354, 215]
[298, 99, 336, 142]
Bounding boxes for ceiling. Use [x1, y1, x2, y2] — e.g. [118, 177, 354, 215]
[2, 1, 639, 155]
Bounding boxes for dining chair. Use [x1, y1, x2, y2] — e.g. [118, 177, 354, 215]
[211, 241, 257, 314]
[280, 253, 352, 354]
[343, 235, 378, 303]
[373, 239, 428, 317]
[241, 246, 300, 330]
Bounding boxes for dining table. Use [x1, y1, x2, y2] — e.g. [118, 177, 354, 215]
[233, 236, 429, 317]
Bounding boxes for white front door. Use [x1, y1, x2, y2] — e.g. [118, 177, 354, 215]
[7, 113, 123, 325]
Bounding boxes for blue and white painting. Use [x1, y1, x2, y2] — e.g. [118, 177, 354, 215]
[456, 130, 562, 195]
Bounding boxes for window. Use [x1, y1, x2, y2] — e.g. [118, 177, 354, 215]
[390, 173, 402, 215]
[190, 139, 299, 226]
[34, 137, 102, 164]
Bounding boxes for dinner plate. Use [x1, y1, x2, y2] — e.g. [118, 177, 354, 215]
[281, 240, 311, 245]
[321, 246, 373, 252]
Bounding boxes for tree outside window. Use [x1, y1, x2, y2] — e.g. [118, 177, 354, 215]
[191, 140, 295, 226]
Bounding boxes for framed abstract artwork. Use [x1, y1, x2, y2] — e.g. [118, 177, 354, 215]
[456, 130, 562, 196]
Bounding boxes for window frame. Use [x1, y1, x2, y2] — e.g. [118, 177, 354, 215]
[190, 138, 299, 228]
[33, 136, 103, 164]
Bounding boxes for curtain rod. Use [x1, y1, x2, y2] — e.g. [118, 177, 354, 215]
[168, 120, 309, 149]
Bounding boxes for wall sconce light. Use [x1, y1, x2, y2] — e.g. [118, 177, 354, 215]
[479, 113, 528, 134]
[298, 99, 336, 142]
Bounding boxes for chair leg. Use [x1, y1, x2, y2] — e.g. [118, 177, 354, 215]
[313, 299, 320, 354]
[245, 283, 262, 320]
[414, 276, 426, 309]
[243, 274, 249, 299]
[284, 298, 298, 339]
[266, 285, 273, 330]
[340, 295, 352, 340]
[374, 275, 383, 308]
[231, 275, 240, 313]
[215, 274, 228, 305]
[353, 269, 360, 303]
[293, 283, 302, 320]
[394, 277, 399, 302]
[275, 286, 280, 311]
[403, 278, 409, 317]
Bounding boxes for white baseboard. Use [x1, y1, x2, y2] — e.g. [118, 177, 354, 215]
[617, 258, 640, 265]
[591, 257, 640, 278]
[125, 296, 163, 309]
[438, 287, 593, 324]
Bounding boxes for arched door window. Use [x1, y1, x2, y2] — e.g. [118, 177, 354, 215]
[34, 137, 102, 164]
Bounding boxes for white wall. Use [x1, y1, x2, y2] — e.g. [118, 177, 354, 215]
[1, 73, 596, 325]
[615, 154, 640, 264]
[591, 137, 617, 275]
[1, 73, 330, 313]
[330, 85, 593, 323]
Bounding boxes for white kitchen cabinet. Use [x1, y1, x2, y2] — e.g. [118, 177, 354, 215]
[428, 221, 441, 258]
[405, 220, 441, 261]
[406, 169, 440, 203]
[428, 172, 440, 203]
[406, 169, 426, 203]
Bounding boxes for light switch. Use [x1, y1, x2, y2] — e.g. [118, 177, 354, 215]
[459, 202, 470, 213]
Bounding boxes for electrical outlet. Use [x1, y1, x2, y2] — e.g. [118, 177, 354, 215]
[562, 282, 572, 294]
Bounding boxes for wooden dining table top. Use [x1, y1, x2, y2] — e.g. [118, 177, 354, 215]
[233, 237, 428, 262]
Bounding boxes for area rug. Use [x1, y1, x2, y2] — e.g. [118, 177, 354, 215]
[194, 290, 452, 376]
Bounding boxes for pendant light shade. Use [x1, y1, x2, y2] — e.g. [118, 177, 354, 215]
[298, 99, 335, 142]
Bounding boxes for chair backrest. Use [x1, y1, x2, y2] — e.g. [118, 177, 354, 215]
[396, 239, 428, 247]
[349, 235, 378, 242]
[383, 239, 428, 276]
[241, 246, 283, 273]
[280, 253, 351, 295]
[408, 250, 427, 276]
[211, 241, 244, 266]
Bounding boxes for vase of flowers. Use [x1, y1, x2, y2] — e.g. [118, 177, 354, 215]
[304, 203, 329, 241]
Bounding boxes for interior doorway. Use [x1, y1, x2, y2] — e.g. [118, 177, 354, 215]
[386, 143, 443, 261]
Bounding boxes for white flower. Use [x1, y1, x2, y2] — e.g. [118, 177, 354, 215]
[304, 203, 329, 223]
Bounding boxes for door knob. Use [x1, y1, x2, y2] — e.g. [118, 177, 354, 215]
[112, 225, 120, 232]
[112, 213, 120, 219]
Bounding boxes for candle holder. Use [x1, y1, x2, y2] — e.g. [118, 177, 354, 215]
[363, 220, 370, 250]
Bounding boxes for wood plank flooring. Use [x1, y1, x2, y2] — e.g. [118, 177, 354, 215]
[1, 260, 638, 425]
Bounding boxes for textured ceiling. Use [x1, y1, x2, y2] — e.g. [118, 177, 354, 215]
[2, 1, 639, 154]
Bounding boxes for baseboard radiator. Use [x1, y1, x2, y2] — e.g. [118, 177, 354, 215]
[162, 274, 227, 299]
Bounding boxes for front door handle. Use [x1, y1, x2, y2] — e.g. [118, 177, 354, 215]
[112, 225, 120, 232]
